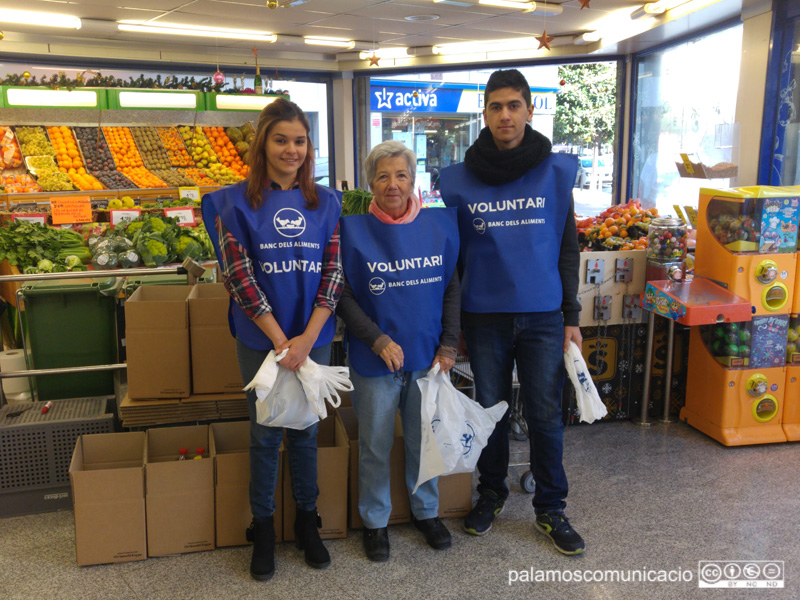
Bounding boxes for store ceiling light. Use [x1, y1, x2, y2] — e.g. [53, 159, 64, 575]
[0, 8, 82, 29]
[304, 36, 356, 49]
[631, 0, 689, 18]
[358, 48, 410, 59]
[478, 0, 535, 10]
[573, 31, 601, 45]
[433, 36, 563, 55]
[117, 21, 276, 42]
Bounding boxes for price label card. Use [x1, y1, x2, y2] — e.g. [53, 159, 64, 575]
[164, 207, 196, 227]
[50, 196, 92, 224]
[683, 206, 699, 228]
[679, 153, 695, 175]
[111, 209, 141, 227]
[178, 186, 201, 202]
[11, 213, 47, 225]
[672, 205, 688, 224]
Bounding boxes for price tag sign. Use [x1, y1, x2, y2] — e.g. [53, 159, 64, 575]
[178, 186, 201, 202]
[164, 207, 196, 227]
[679, 153, 695, 175]
[111, 209, 141, 227]
[50, 196, 92, 224]
[11, 213, 47, 225]
[683, 206, 699, 228]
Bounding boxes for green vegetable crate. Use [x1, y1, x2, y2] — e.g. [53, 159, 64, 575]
[21, 278, 122, 401]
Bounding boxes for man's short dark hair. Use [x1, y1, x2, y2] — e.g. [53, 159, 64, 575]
[484, 69, 531, 108]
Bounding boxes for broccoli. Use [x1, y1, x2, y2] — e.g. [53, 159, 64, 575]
[64, 255, 83, 270]
[136, 232, 173, 267]
[174, 235, 204, 261]
[148, 217, 167, 233]
[37, 259, 54, 273]
[125, 221, 144, 237]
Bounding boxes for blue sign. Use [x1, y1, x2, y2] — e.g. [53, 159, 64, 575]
[371, 85, 461, 113]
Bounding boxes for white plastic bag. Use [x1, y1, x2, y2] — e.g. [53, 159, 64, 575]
[564, 341, 607, 424]
[414, 364, 507, 493]
[297, 359, 353, 420]
[244, 350, 353, 430]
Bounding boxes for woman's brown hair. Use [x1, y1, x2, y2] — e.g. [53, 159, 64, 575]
[245, 97, 319, 210]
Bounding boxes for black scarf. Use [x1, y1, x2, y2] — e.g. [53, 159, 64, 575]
[464, 125, 552, 186]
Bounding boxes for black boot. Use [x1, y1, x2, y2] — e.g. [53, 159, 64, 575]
[294, 509, 331, 569]
[245, 516, 275, 581]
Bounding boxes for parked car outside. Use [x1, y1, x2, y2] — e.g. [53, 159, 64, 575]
[575, 156, 613, 189]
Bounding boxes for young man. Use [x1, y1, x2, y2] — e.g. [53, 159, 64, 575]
[439, 69, 584, 555]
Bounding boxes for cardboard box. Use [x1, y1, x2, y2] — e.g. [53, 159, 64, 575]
[437, 472, 472, 518]
[211, 421, 283, 545]
[69, 432, 147, 566]
[145, 425, 214, 556]
[188, 284, 243, 394]
[338, 407, 411, 529]
[125, 286, 192, 399]
[283, 412, 349, 541]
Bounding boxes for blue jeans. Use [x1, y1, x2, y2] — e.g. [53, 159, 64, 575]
[349, 365, 439, 529]
[463, 310, 568, 514]
[237, 339, 332, 519]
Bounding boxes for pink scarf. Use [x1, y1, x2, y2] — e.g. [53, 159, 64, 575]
[368, 193, 421, 224]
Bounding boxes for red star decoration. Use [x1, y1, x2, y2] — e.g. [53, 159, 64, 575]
[535, 30, 554, 50]
[251, 46, 258, 57]
[579, 0, 591, 9]
[368, 53, 381, 67]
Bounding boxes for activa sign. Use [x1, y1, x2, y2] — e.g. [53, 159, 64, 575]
[372, 86, 447, 112]
[370, 84, 557, 115]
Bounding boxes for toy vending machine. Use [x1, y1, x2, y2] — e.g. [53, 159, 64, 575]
[783, 316, 800, 440]
[681, 187, 800, 445]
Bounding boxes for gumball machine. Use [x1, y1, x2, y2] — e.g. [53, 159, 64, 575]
[646, 217, 689, 282]
[681, 186, 800, 445]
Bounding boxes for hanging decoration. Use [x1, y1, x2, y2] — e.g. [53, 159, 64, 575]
[368, 52, 381, 67]
[0, 31, 4, 41]
[579, 0, 591, 8]
[535, 30, 554, 51]
[213, 70, 225, 85]
[0, 70, 229, 92]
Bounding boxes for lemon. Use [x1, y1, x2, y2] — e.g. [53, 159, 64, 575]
[108, 199, 123, 210]
[121, 196, 135, 208]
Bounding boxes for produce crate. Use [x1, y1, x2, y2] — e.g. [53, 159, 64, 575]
[21, 278, 122, 401]
[122, 270, 216, 297]
[0, 398, 113, 516]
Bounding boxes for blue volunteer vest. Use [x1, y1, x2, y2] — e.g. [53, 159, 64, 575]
[202, 182, 342, 351]
[440, 153, 577, 313]
[340, 208, 459, 377]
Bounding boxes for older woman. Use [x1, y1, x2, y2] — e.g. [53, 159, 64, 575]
[337, 140, 460, 562]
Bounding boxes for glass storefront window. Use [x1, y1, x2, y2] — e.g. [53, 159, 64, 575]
[630, 25, 743, 216]
[763, 9, 800, 186]
[357, 63, 618, 210]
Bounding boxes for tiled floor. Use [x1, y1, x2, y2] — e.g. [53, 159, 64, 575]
[2, 420, 798, 600]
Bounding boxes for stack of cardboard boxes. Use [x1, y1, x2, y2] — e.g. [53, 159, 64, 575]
[120, 284, 247, 426]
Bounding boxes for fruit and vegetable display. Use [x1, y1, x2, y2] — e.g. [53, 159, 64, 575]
[156, 127, 195, 167]
[15, 126, 56, 158]
[0, 121, 255, 197]
[342, 188, 374, 216]
[576, 200, 659, 251]
[130, 126, 172, 171]
[0, 127, 23, 171]
[203, 126, 249, 178]
[0, 219, 91, 272]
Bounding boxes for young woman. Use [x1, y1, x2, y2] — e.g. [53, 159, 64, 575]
[202, 98, 343, 581]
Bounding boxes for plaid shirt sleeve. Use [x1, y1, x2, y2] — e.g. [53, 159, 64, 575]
[315, 222, 343, 312]
[215, 215, 271, 319]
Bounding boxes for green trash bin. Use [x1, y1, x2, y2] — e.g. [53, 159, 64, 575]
[21, 278, 123, 401]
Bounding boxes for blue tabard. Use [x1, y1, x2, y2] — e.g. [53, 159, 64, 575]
[440, 153, 577, 313]
[202, 182, 342, 351]
[340, 208, 459, 377]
